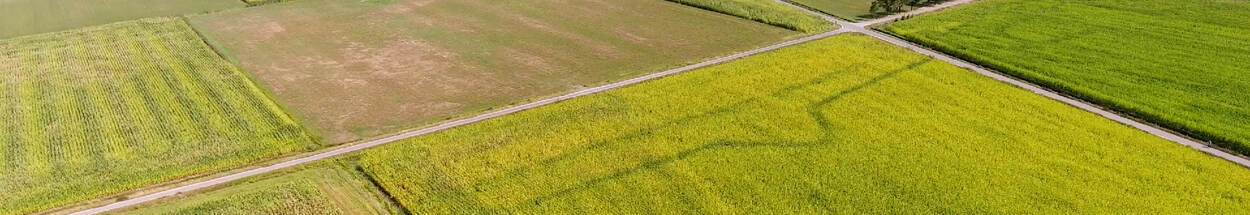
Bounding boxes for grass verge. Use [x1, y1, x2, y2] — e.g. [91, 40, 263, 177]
[116, 161, 401, 215]
[667, 0, 835, 32]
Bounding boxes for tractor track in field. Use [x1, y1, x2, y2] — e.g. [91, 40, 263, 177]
[67, 0, 1248, 214]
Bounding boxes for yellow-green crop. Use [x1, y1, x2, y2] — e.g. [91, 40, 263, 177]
[885, 0, 1250, 155]
[0, 18, 315, 214]
[358, 34, 1250, 213]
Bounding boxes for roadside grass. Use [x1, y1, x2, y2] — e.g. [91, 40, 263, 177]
[116, 161, 402, 215]
[187, 0, 799, 144]
[666, 0, 835, 32]
[0, 0, 243, 39]
[358, 34, 1250, 213]
[884, 0, 1250, 155]
[0, 18, 316, 215]
[786, 0, 875, 20]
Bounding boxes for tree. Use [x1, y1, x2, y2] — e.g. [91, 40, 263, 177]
[871, 0, 937, 14]
[871, 0, 909, 13]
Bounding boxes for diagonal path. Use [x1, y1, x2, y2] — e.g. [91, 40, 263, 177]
[69, 1, 1249, 214]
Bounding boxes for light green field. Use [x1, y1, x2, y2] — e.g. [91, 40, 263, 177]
[667, 0, 835, 32]
[0, 18, 315, 215]
[188, 0, 799, 144]
[118, 162, 401, 215]
[358, 34, 1250, 213]
[787, 0, 876, 20]
[0, 0, 243, 39]
[885, 0, 1250, 155]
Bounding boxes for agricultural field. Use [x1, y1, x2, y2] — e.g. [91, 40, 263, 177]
[884, 0, 1250, 155]
[0, 18, 315, 214]
[667, 0, 834, 32]
[117, 162, 401, 215]
[787, 0, 876, 20]
[787, 0, 948, 21]
[0, 0, 244, 39]
[187, 0, 800, 144]
[358, 34, 1250, 213]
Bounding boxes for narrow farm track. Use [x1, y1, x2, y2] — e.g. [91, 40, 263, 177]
[66, 1, 1249, 214]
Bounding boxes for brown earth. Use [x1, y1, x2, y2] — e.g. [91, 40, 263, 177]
[189, 0, 798, 144]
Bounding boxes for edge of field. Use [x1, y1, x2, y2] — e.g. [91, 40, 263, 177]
[108, 159, 405, 214]
[39, 135, 380, 215]
[876, 22, 1250, 158]
[29, 15, 324, 215]
[781, 0, 861, 22]
[664, 0, 838, 32]
[179, 15, 328, 146]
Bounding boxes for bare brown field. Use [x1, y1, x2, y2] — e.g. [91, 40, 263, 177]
[189, 0, 799, 143]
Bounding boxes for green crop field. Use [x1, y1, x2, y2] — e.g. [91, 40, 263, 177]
[187, 0, 800, 144]
[118, 162, 400, 215]
[884, 0, 1250, 155]
[0, 0, 244, 39]
[667, 0, 834, 32]
[0, 18, 315, 214]
[787, 0, 876, 20]
[357, 34, 1250, 213]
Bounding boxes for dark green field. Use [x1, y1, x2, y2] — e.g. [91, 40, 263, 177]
[886, 0, 1250, 154]
[787, 0, 877, 20]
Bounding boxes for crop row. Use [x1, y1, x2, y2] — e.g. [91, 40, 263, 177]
[0, 18, 315, 215]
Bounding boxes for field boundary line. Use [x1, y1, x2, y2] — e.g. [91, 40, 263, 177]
[67, 28, 848, 215]
[776, 0, 1250, 168]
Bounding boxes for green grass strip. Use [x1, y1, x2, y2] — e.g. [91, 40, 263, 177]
[668, 0, 834, 32]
